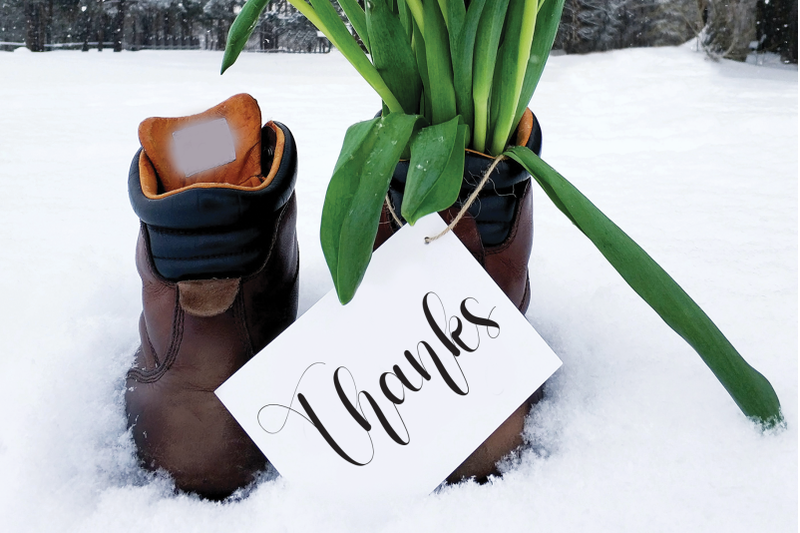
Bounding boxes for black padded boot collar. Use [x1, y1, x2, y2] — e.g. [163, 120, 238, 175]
[388, 111, 542, 246]
[129, 122, 297, 230]
[128, 122, 298, 281]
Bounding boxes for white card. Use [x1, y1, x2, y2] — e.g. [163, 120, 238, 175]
[171, 117, 236, 177]
[216, 214, 562, 500]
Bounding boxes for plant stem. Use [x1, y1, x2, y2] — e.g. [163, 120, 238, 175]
[489, 0, 538, 155]
[338, 0, 370, 53]
[437, 0, 449, 30]
[472, 0, 510, 152]
[404, 0, 425, 35]
[511, 0, 565, 132]
[424, 0, 457, 124]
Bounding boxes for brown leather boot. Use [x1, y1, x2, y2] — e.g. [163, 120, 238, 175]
[374, 109, 544, 483]
[125, 94, 299, 499]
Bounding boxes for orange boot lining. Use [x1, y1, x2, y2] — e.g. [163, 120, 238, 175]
[139, 121, 285, 200]
[137, 93, 285, 199]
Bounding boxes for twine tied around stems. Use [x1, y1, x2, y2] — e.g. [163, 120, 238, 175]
[384, 154, 509, 243]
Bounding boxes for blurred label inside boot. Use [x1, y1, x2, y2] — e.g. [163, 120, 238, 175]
[216, 214, 562, 501]
[171, 118, 236, 177]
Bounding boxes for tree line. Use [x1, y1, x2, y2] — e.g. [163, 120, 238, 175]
[1, 0, 796, 63]
[0, 0, 323, 52]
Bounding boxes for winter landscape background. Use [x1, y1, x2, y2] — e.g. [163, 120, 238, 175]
[0, 43, 797, 531]
[3, 0, 797, 62]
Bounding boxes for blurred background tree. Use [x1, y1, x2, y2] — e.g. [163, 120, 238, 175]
[756, 0, 797, 62]
[553, 0, 702, 53]
[701, 0, 759, 61]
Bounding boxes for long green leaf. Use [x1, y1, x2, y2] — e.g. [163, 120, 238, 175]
[366, 0, 421, 114]
[448, 0, 487, 143]
[511, 0, 565, 134]
[338, 0, 370, 53]
[401, 117, 466, 224]
[405, 0, 425, 34]
[504, 145, 783, 429]
[396, 0, 413, 40]
[321, 113, 421, 304]
[487, 0, 525, 147]
[294, 0, 404, 113]
[413, 21, 432, 123]
[471, 0, 510, 152]
[437, 0, 450, 28]
[423, 0, 457, 124]
[220, 0, 271, 74]
[444, 0, 466, 47]
[489, 0, 538, 155]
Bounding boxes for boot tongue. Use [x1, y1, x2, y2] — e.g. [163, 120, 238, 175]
[138, 93, 263, 193]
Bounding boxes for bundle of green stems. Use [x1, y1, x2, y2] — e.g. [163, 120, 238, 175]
[225, 0, 561, 156]
[222, 0, 783, 428]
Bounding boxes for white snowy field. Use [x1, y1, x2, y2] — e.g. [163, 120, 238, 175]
[0, 44, 796, 532]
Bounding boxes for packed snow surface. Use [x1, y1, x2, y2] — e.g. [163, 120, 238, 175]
[0, 45, 796, 532]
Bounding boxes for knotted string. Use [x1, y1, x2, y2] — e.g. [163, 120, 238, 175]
[383, 154, 508, 244]
[385, 193, 404, 227]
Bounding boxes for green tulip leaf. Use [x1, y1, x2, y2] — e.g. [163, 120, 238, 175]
[423, 0, 457, 124]
[471, 0, 511, 152]
[366, 0, 422, 114]
[220, 0, 270, 75]
[444, 0, 466, 37]
[489, 0, 538, 155]
[511, 0, 566, 134]
[412, 21, 432, 122]
[504, 145, 783, 429]
[396, 0, 413, 39]
[321, 113, 422, 304]
[402, 118, 466, 225]
[339, 0, 370, 52]
[449, 0, 487, 142]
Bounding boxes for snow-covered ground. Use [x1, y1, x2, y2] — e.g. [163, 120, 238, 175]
[0, 44, 796, 532]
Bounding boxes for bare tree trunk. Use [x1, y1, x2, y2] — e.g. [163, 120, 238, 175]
[790, 0, 798, 63]
[131, 16, 138, 51]
[757, 0, 798, 63]
[113, 0, 126, 52]
[82, 10, 90, 52]
[45, 0, 53, 47]
[24, 0, 47, 52]
[703, 0, 758, 61]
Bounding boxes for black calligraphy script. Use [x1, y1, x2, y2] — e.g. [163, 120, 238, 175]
[257, 292, 500, 466]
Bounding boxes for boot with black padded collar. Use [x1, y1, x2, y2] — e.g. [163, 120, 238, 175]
[125, 94, 298, 499]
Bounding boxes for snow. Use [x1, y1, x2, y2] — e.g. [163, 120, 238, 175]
[0, 45, 796, 531]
